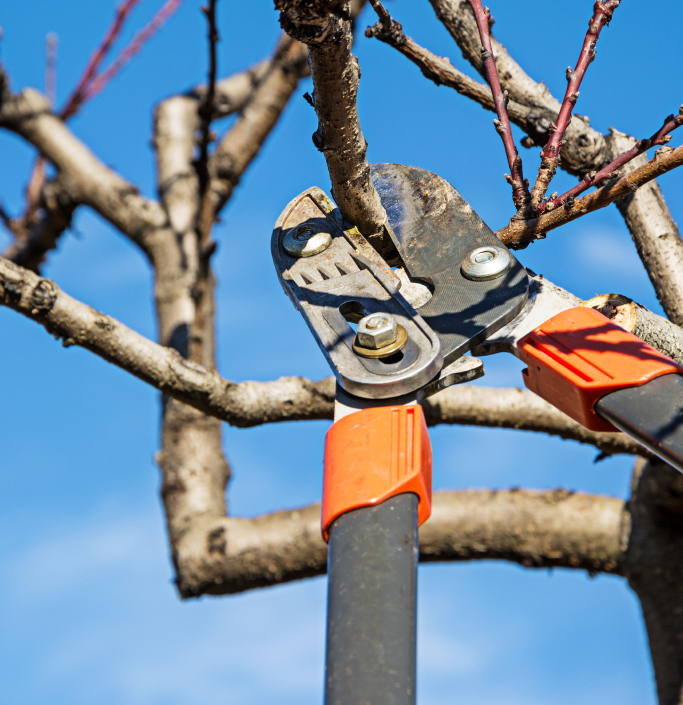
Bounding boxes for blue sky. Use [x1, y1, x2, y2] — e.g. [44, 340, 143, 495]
[1, 1, 682, 703]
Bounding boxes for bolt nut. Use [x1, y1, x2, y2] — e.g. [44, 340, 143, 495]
[461, 245, 511, 281]
[356, 313, 398, 350]
[283, 224, 332, 258]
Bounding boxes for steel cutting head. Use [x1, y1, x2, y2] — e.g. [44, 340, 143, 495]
[371, 164, 529, 365]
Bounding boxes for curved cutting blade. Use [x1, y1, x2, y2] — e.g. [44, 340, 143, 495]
[371, 164, 529, 365]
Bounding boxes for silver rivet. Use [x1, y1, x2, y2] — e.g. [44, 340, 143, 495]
[461, 246, 511, 281]
[283, 224, 332, 258]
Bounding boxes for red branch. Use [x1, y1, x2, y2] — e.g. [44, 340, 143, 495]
[60, 0, 141, 121]
[530, 0, 621, 209]
[541, 106, 683, 212]
[80, 0, 185, 105]
[466, 1, 529, 212]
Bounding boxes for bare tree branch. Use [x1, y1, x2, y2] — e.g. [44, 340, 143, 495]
[209, 35, 309, 216]
[3, 254, 680, 452]
[422, 0, 683, 326]
[462, 0, 529, 211]
[0, 70, 165, 255]
[540, 106, 683, 213]
[625, 458, 683, 705]
[529, 0, 621, 209]
[1, 176, 76, 271]
[174, 488, 627, 598]
[276, 1, 395, 259]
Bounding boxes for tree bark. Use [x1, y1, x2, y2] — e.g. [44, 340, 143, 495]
[625, 459, 683, 705]
[172, 488, 626, 597]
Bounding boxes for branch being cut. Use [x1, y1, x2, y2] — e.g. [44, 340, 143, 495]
[464, 0, 529, 211]
[541, 106, 683, 213]
[530, 0, 621, 209]
[276, 1, 394, 259]
[173, 489, 627, 597]
[496, 143, 683, 249]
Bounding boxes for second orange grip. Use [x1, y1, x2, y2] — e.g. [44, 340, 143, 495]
[321, 405, 432, 542]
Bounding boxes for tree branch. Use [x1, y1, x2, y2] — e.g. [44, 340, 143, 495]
[173, 488, 627, 597]
[1, 176, 76, 272]
[540, 105, 683, 213]
[496, 143, 683, 249]
[0, 68, 165, 255]
[276, 1, 395, 259]
[529, 0, 621, 209]
[2, 254, 680, 451]
[422, 0, 683, 326]
[463, 0, 529, 211]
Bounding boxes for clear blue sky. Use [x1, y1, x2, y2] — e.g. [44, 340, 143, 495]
[1, 1, 682, 703]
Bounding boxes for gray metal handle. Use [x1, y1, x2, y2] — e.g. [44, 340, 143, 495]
[324, 493, 418, 705]
[596, 373, 683, 473]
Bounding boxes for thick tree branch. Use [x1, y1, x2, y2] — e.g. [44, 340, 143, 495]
[209, 35, 309, 217]
[626, 458, 683, 705]
[174, 489, 627, 597]
[1, 176, 76, 272]
[496, 143, 683, 249]
[3, 255, 681, 451]
[276, 1, 395, 259]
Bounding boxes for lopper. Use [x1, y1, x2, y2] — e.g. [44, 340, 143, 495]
[271, 163, 683, 705]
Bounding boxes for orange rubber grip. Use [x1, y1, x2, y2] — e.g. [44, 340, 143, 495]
[321, 405, 432, 542]
[518, 306, 683, 432]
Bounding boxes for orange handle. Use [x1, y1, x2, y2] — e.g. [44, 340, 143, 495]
[321, 405, 432, 542]
[518, 306, 683, 432]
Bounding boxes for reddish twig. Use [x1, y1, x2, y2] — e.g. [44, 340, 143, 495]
[541, 106, 683, 212]
[466, 1, 530, 212]
[60, 0, 141, 121]
[530, 0, 621, 210]
[80, 0, 185, 105]
[22, 0, 183, 226]
[45, 33, 58, 107]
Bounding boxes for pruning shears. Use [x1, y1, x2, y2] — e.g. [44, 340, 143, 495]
[271, 164, 683, 705]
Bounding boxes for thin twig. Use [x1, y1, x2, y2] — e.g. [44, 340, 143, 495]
[60, 0, 141, 121]
[196, 0, 219, 244]
[541, 105, 683, 212]
[530, 0, 621, 209]
[80, 0, 185, 105]
[45, 33, 58, 107]
[465, 0, 530, 212]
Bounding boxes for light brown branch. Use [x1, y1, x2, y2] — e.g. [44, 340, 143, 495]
[174, 488, 627, 597]
[625, 458, 683, 705]
[0, 75, 165, 255]
[496, 143, 683, 249]
[3, 254, 681, 452]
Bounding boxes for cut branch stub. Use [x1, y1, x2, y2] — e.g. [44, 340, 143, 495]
[275, 1, 395, 259]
